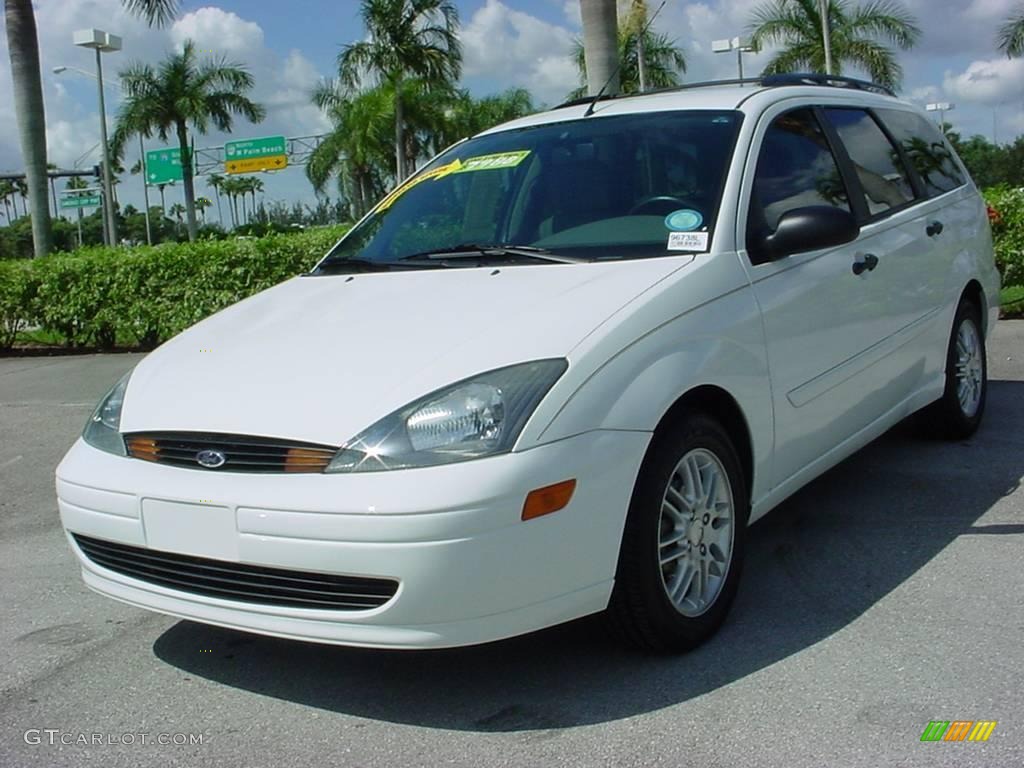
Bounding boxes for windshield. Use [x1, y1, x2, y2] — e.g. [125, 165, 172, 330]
[315, 110, 742, 270]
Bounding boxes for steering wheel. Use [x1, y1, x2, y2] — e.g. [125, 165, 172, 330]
[628, 195, 700, 216]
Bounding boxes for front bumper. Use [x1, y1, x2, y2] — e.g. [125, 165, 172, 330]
[56, 430, 649, 649]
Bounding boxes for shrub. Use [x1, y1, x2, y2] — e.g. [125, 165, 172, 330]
[0, 260, 38, 349]
[983, 185, 1024, 287]
[3, 225, 348, 350]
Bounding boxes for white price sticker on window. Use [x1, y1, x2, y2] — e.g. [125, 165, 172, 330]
[667, 231, 709, 251]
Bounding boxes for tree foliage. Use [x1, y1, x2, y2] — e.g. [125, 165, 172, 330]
[747, 0, 920, 90]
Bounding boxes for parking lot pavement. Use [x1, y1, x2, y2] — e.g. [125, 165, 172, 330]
[1, 325, 1022, 768]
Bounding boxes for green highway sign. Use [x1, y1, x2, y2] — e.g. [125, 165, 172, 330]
[145, 147, 185, 185]
[224, 135, 288, 174]
[60, 194, 102, 209]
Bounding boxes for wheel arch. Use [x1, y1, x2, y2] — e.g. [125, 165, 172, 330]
[960, 279, 987, 334]
[652, 385, 755, 501]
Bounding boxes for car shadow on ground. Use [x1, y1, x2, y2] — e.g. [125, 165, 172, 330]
[153, 380, 1024, 732]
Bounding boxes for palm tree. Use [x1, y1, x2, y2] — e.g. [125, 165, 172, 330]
[222, 176, 243, 229]
[431, 87, 534, 150]
[998, 5, 1024, 56]
[155, 182, 170, 214]
[747, 0, 920, 91]
[13, 178, 28, 217]
[580, 0, 620, 95]
[247, 177, 263, 221]
[308, 81, 394, 219]
[113, 40, 265, 241]
[207, 173, 225, 226]
[338, 0, 461, 183]
[0, 180, 13, 223]
[196, 196, 212, 223]
[4, 0, 178, 256]
[570, 27, 685, 99]
[169, 202, 185, 223]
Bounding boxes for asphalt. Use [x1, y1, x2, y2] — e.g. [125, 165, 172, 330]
[1, 323, 1022, 768]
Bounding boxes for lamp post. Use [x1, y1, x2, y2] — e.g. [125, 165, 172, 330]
[926, 102, 954, 134]
[73, 29, 121, 247]
[712, 37, 755, 80]
[53, 64, 152, 246]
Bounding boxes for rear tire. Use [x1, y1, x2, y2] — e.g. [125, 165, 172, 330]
[607, 413, 749, 653]
[922, 299, 987, 439]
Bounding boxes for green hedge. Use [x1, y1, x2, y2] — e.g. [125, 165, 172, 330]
[983, 185, 1024, 289]
[0, 226, 348, 351]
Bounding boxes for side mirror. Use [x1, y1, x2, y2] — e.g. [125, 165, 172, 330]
[753, 206, 860, 261]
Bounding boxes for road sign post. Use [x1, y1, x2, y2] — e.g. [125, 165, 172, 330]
[60, 188, 103, 248]
[224, 136, 288, 174]
[145, 147, 185, 185]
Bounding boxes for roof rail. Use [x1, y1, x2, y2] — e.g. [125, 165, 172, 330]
[553, 72, 895, 110]
[760, 73, 896, 97]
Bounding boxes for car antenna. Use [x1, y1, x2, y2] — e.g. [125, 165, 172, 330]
[584, 0, 668, 117]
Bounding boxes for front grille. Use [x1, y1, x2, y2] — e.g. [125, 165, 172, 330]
[74, 534, 398, 610]
[124, 432, 338, 473]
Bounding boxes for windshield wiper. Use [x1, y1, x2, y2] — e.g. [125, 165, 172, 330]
[313, 257, 442, 274]
[399, 244, 588, 265]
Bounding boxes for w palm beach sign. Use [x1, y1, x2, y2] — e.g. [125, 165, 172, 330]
[224, 136, 288, 174]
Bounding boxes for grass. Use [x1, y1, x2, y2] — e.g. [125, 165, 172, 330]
[1002, 285, 1024, 318]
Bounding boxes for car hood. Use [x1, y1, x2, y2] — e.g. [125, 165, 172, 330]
[120, 258, 692, 446]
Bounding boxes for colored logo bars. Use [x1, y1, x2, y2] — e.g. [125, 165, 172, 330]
[920, 720, 997, 742]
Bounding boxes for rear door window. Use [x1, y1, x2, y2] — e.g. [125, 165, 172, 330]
[824, 108, 916, 217]
[876, 108, 966, 196]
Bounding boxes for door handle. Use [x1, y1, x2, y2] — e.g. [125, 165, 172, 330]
[926, 220, 944, 237]
[852, 253, 878, 276]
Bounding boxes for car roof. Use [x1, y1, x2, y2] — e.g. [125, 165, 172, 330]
[478, 80, 919, 136]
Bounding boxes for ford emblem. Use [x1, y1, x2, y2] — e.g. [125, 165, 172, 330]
[195, 449, 227, 469]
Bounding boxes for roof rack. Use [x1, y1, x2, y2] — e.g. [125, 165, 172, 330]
[553, 72, 895, 110]
[760, 73, 896, 97]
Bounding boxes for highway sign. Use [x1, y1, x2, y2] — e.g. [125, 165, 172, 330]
[224, 135, 288, 174]
[225, 154, 288, 174]
[60, 194, 102, 209]
[145, 147, 185, 185]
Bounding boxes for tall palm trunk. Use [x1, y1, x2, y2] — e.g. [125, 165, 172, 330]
[394, 75, 405, 182]
[175, 121, 198, 241]
[580, 0, 620, 96]
[5, 0, 52, 255]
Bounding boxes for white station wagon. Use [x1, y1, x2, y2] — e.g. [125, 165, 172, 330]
[57, 74, 999, 652]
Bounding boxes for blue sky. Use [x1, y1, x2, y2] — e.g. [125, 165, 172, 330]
[1, 0, 1022, 219]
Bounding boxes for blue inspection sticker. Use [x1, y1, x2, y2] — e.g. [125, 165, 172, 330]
[665, 209, 704, 232]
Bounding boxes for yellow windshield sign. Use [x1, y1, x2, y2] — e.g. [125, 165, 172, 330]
[455, 150, 531, 173]
[375, 151, 531, 212]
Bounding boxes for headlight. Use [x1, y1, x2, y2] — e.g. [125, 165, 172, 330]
[82, 372, 131, 456]
[325, 359, 567, 473]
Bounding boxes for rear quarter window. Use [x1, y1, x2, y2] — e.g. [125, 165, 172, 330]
[876, 108, 966, 196]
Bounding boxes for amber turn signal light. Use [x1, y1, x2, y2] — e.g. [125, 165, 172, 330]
[522, 479, 576, 521]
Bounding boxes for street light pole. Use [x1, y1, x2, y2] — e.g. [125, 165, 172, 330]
[712, 37, 754, 80]
[94, 47, 115, 246]
[74, 29, 121, 247]
[926, 102, 954, 134]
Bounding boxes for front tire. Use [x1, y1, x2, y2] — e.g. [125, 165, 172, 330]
[608, 413, 749, 653]
[923, 299, 987, 439]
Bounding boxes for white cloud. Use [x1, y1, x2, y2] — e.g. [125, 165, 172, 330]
[944, 56, 1024, 104]
[169, 7, 264, 54]
[461, 0, 578, 104]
